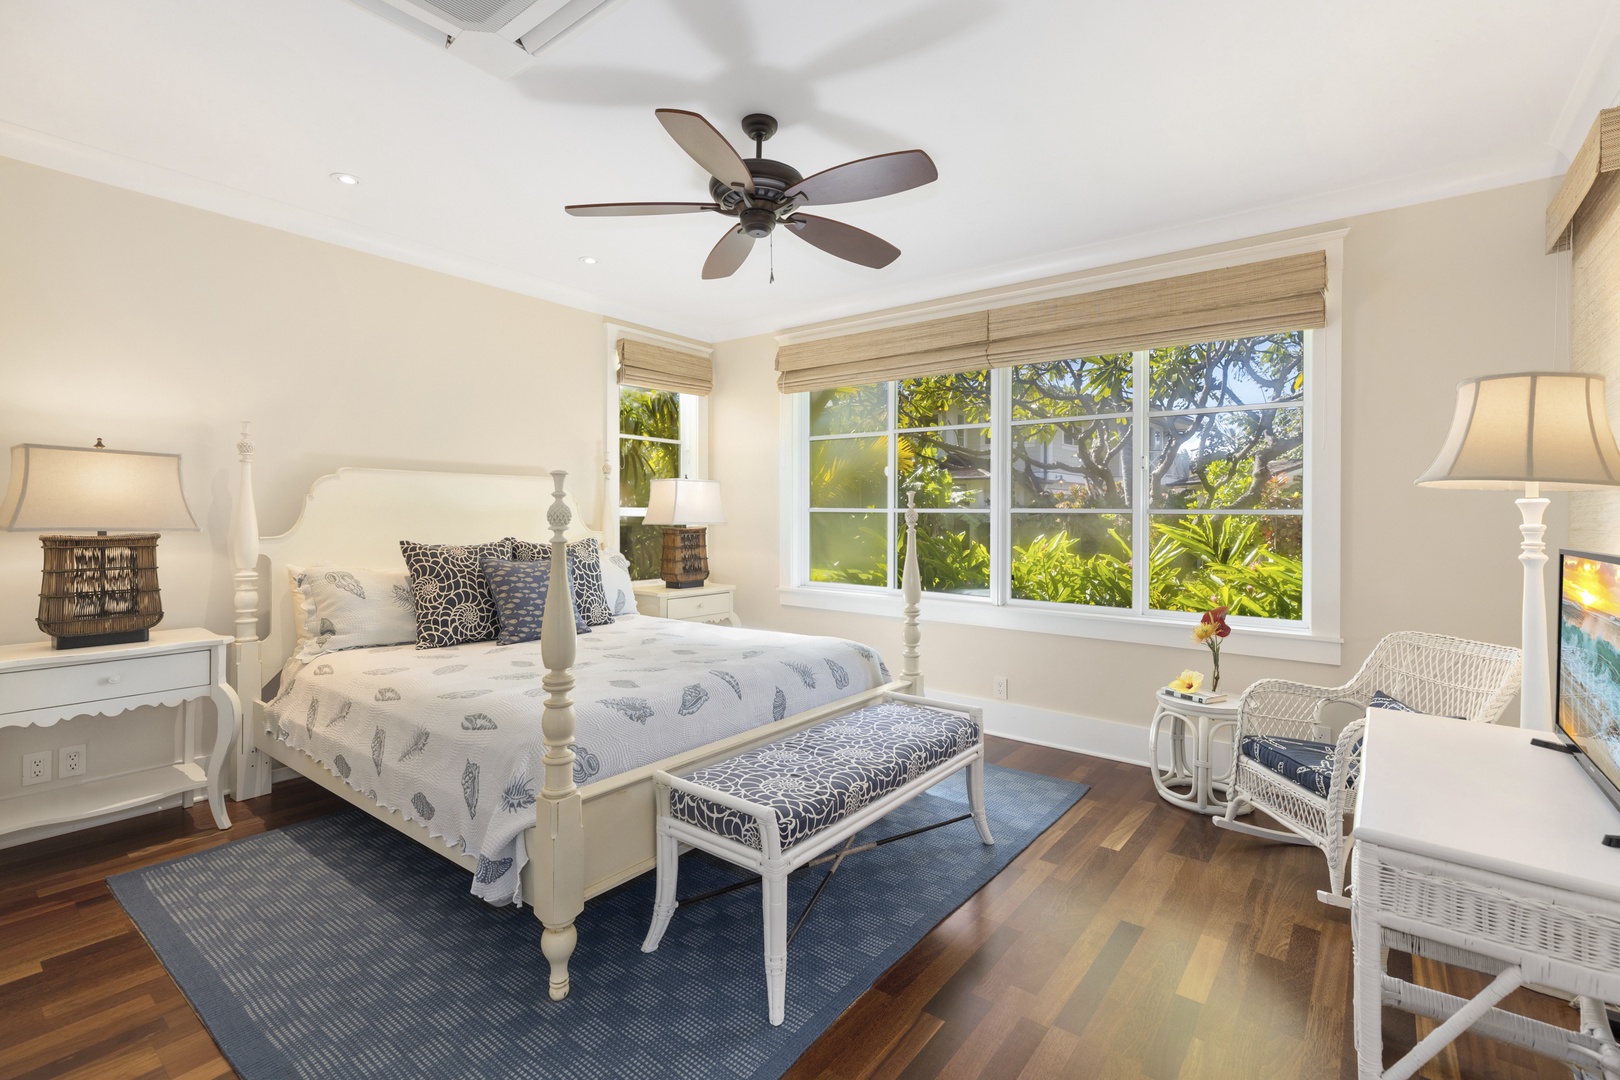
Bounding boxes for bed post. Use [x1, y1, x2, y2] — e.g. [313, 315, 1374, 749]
[533, 470, 586, 1001]
[229, 422, 271, 801]
[901, 492, 923, 694]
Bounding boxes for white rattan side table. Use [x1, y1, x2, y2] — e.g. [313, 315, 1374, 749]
[1351, 711, 1620, 1080]
[1148, 689, 1242, 816]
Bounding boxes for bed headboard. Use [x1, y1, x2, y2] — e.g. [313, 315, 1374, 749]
[252, 465, 591, 669]
[228, 423, 592, 798]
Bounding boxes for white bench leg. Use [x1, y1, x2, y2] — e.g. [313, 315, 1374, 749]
[762, 865, 788, 1026]
[968, 754, 995, 845]
[641, 824, 680, 953]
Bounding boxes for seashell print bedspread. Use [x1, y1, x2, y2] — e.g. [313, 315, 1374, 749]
[264, 614, 890, 905]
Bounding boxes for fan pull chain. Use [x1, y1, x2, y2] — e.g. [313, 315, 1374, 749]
[769, 230, 775, 284]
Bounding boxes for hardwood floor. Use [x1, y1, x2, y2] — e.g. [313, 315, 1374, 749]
[0, 736, 1580, 1079]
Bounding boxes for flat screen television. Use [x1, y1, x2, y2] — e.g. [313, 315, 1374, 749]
[1556, 549, 1620, 813]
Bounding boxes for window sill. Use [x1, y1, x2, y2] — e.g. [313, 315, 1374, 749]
[778, 584, 1342, 666]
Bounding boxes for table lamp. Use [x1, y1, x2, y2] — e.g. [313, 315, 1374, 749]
[1417, 372, 1620, 730]
[1, 441, 199, 648]
[643, 478, 725, 588]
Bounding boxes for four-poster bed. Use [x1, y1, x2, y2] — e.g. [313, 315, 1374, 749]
[225, 424, 926, 1000]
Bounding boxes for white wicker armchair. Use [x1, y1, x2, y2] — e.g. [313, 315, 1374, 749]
[1212, 631, 1522, 906]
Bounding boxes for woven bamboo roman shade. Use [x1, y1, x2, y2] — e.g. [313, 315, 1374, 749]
[774, 251, 1328, 394]
[1548, 107, 1620, 549]
[616, 339, 712, 395]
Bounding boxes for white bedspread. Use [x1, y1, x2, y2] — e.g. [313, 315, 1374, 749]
[263, 614, 889, 905]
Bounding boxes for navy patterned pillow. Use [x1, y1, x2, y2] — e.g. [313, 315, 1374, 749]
[481, 556, 589, 645]
[1370, 690, 1464, 720]
[398, 539, 511, 649]
[507, 536, 614, 627]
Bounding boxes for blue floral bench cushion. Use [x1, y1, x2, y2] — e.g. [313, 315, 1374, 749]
[669, 702, 980, 852]
[1239, 734, 1360, 798]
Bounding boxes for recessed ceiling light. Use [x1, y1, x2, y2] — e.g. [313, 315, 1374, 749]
[330, 172, 360, 186]
[579, 256, 598, 265]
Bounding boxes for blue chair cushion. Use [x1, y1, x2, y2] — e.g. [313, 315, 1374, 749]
[669, 701, 980, 852]
[1239, 734, 1360, 798]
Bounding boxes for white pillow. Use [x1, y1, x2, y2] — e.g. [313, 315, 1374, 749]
[288, 564, 417, 661]
[599, 548, 638, 618]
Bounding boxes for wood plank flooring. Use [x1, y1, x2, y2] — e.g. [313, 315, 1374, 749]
[0, 736, 1581, 1079]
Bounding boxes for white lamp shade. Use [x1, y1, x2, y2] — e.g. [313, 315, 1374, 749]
[643, 478, 725, 526]
[1416, 372, 1620, 490]
[0, 444, 199, 531]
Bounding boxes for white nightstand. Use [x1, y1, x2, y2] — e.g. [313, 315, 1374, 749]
[633, 582, 740, 626]
[0, 627, 238, 837]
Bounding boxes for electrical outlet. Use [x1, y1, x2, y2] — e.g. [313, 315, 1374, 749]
[993, 676, 1008, 701]
[59, 744, 86, 778]
[23, 751, 51, 786]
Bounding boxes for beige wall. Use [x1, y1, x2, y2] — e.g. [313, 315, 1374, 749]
[0, 157, 1575, 834]
[0, 157, 610, 823]
[708, 179, 1571, 745]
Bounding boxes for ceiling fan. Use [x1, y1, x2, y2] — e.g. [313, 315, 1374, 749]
[565, 110, 938, 280]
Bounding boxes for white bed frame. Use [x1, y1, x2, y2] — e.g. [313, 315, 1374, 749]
[225, 425, 925, 1001]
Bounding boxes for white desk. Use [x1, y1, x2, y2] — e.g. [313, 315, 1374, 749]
[1351, 710, 1620, 1079]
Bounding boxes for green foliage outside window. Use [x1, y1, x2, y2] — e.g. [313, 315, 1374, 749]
[807, 333, 1307, 620]
[620, 385, 681, 580]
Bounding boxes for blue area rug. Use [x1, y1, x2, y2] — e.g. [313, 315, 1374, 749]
[110, 764, 1085, 1080]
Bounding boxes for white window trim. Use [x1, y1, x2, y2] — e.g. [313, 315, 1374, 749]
[603, 324, 710, 580]
[777, 231, 1344, 666]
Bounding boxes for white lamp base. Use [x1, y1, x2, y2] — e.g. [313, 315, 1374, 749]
[1517, 489, 1551, 732]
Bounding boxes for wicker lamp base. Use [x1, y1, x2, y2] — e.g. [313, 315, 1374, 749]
[659, 526, 710, 589]
[37, 534, 165, 650]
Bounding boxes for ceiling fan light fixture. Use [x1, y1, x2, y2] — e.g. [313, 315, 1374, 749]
[739, 208, 775, 239]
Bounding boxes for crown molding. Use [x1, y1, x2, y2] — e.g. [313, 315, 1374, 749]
[774, 228, 1350, 346]
[0, 120, 718, 343]
[713, 154, 1561, 342]
[0, 119, 1562, 350]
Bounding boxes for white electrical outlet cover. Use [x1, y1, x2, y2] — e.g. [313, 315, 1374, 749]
[59, 744, 86, 777]
[23, 751, 52, 786]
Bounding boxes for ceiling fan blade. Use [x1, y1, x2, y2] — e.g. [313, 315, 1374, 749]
[702, 225, 756, 279]
[784, 149, 937, 206]
[784, 214, 901, 269]
[655, 109, 755, 193]
[565, 202, 721, 217]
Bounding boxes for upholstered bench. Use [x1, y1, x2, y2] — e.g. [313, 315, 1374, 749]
[640, 692, 995, 1026]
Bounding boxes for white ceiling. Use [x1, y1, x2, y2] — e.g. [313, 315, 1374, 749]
[1, 0, 1617, 341]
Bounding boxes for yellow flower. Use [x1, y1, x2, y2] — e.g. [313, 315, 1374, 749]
[1169, 670, 1204, 693]
[1192, 622, 1221, 644]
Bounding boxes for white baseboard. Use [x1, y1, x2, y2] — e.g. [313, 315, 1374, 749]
[927, 690, 1235, 775]
[0, 706, 1217, 853]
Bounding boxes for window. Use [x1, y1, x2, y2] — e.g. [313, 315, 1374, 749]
[618, 385, 685, 580]
[802, 332, 1309, 625]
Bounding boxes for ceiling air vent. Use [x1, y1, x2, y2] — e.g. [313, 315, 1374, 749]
[346, 0, 624, 77]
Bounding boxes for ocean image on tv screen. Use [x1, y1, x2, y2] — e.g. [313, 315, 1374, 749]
[1560, 553, 1620, 795]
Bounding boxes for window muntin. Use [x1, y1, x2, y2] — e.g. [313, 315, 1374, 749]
[618, 385, 682, 580]
[801, 332, 1307, 623]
